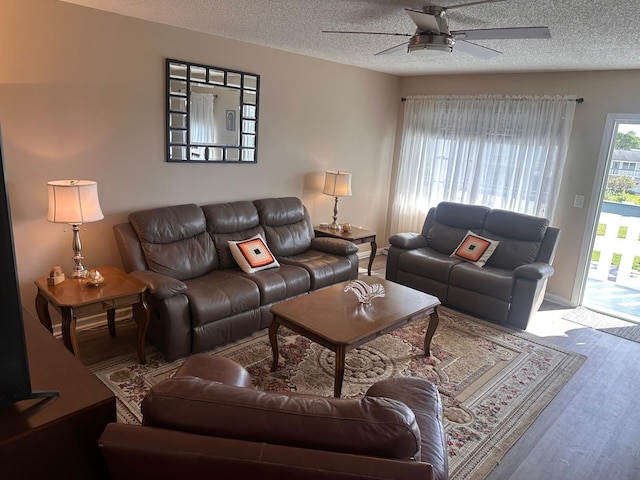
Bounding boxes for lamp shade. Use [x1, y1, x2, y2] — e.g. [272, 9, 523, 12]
[47, 180, 104, 224]
[322, 171, 352, 197]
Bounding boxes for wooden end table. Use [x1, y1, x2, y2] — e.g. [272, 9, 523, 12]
[34, 265, 149, 364]
[314, 225, 377, 275]
[269, 278, 440, 398]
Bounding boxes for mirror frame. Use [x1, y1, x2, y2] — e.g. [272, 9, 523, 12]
[166, 58, 260, 163]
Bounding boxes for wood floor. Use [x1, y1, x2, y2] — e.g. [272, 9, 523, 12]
[70, 254, 640, 480]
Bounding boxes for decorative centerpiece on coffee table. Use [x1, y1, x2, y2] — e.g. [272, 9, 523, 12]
[344, 279, 385, 304]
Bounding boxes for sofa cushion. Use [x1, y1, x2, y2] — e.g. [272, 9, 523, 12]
[449, 262, 514, 301]
[183, 271, 261, 326]
[279, 250, 355, 290]
[482, 209, 548, 270]
[129, 204, 216, 280]
[450, 231, 499, 267]
[425, 202, 491, 255]
[254, 197, 314, 256]
[398, 247, 462, 283]
[228, 234, 280, 273]
[202, 201, 266, 269]
[142, 376, 422, 461]
[230, 265, 310, 305]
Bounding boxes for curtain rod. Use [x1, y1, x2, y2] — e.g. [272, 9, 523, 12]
[401, 97, 584, 103]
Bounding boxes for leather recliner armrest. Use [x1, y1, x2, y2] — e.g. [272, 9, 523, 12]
[310, 237, 358, 255]
[513, 262, 555, 280]
[389, 233, 428, 250]
[129, 270, 187, 299]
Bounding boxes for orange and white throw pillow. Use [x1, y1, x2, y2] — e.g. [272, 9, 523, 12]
[450, 231, 499, 267]
[228, 234, 280, 273]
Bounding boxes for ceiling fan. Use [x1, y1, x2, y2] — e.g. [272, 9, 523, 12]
[322, 0, 551, 59]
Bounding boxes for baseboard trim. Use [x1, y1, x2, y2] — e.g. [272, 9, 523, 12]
[52, 308, 133, 338]
[357, 249, 384, 260]
[544, 292, 575, 308]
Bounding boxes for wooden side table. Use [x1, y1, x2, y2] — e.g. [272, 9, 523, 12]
[34, 265, 149, 364]
[314, 225, 377, 276]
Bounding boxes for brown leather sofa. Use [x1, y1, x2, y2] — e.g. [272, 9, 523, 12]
[99, 354, 449, 480]
[113, 197, 359, 360]
[386, 202, 560, 330]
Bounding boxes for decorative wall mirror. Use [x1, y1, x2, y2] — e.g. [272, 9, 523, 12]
[166, 59, 259, 163]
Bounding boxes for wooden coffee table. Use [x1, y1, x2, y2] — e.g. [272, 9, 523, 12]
[269, 278, 440, 397]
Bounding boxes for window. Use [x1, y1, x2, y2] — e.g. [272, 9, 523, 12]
[390, 95, 577, 233]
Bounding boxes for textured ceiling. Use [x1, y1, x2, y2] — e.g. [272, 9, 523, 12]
[61, 0, 640, 76]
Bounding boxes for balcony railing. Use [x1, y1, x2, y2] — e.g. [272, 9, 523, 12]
[590, 209, 640, 290]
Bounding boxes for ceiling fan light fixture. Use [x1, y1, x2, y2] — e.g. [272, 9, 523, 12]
[408, 34, 454, 57]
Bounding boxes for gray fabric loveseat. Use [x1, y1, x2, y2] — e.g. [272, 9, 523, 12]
[113, 197, 359, 360]
[386, 202, 560, 329]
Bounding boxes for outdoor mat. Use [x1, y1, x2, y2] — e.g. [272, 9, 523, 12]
[563, 305, 640, 343]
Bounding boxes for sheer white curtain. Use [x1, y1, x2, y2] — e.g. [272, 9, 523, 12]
[190, 92, 215, 144]
[390, 95, 576, 234]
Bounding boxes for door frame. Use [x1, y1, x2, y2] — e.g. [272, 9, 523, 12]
[573, 113, 640, 306]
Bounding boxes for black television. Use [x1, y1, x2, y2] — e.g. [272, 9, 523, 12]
[0, 124, 58, 406]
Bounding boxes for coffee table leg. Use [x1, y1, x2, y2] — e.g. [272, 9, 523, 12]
[269, 320, 281, 372]
[424, 308, 439, 357]
[333, 346, 346, 398]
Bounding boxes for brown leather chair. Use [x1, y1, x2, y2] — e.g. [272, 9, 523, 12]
[99, 354, 449, 480]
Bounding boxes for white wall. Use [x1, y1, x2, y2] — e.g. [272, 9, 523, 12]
[398, 70, 640, 304]
[0, 0, 399, 320]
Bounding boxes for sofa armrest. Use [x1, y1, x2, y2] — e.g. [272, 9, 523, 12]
[175, 354, 253, 388]
[129, 270, 187, 300]
[513, 262, 555, 280]
[366, 377, 448, 480]
[310, 237, 358, 255]
[389, 233, 428, 250]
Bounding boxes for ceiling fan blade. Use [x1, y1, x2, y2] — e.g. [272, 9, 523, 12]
[375, 41, 409, 56]
[452, 26, 551, 40]
[446, 0, 507, 10]
[454, 40, 502, 59]
[405, 9, 440, 34]
[322, 30, 411, 37]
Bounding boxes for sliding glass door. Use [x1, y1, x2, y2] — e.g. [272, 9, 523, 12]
[581, 115, 640, 322]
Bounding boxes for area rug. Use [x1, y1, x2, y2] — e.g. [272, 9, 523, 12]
[563, 306, 640, 343]
[89, 307, 585, 480]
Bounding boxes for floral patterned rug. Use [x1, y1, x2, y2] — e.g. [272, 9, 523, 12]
[89, 307, 585, 480]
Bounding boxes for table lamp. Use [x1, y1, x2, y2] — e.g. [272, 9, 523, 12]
[47, 180, 104, 279]
[322, 170, 352, 230]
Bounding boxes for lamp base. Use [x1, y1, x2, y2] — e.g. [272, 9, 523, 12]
[328, 196, 342, 230]
[69, 223, 88, 279]
[68, 267, 88, 279]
